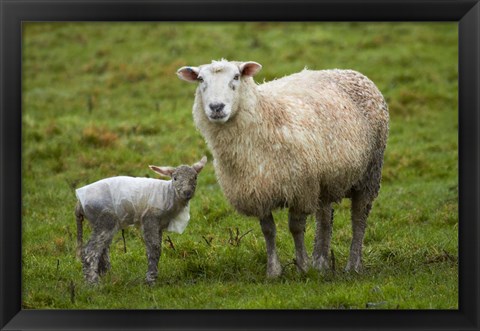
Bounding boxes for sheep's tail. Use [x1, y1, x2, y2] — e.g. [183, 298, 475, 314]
[75, 201, 84, 260]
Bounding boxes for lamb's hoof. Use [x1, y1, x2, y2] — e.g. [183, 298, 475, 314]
[85, 275, 99, 285]
[98, 265, 111, 276]
[312, 256, 330, 272]
[145, 273, 157, 286]
[98, 269, 109, 277]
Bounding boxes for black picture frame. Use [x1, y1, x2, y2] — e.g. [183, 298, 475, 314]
[1, 0, 479, 330]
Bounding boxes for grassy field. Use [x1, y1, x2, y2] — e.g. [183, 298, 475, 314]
[22, 22, 458, 309]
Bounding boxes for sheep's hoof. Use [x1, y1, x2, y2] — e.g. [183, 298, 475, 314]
[345, 256, 363, 273]
[294, 256, 310, 273]
[345, 261, 362, 273]
[266, 262, 282, 278]
[312, 256, 330, 272]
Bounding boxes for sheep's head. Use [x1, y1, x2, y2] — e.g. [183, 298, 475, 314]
[149, 156, 207, 201]
[177, 59, 262, 123]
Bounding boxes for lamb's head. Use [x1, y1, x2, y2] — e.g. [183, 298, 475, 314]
[149, 156, 207, 201]
[177, 59, 262, 123]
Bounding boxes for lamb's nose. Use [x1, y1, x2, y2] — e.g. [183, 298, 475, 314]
[184, 190, 193, 199]
[209, 103, 225, 113]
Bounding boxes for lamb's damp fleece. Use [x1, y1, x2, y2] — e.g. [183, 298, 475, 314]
[177, 59, 389, 277]
[76, 177, 190, 234]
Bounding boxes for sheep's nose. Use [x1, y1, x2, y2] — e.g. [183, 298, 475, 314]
[209, 103, 225, 113]
[184, 190, 193, 199]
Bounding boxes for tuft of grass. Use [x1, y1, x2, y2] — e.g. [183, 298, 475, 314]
[22, 22, 457, 309]
[81, 125, 119, 148]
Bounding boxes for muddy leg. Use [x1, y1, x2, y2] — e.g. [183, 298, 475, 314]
[346, 191, 372, 273]
[83, 230, 115, 284]
[82, 209, 117, 284]
[312, 203, 333, 271]
[288, 210, 309, 273]
[143, 216, 162, 285]
[75, 201, 84, 260]
[98, 246, 111, 276]
[260, 213, 282, 278]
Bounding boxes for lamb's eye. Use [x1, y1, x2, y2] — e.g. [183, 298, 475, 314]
[233, 74, 240, 81]
[173, 176, 177, 181]
[197, 76, 204, 83]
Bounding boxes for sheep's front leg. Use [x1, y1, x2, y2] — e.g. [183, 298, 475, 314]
[346, 191, 372, 273]
[142, 216, 162, 285]
[288, 210, 309, 273]
[312, 203, 333, 271]
[260, 213, 282, 278]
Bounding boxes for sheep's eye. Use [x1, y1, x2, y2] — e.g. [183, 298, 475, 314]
[197, 76, 204, 83]
[173, 176, 177, 181]
[233, 74, 240, 81]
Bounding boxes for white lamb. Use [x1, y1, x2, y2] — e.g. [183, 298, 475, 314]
[75, 156, 207, 284]
[177, 59, 389, 277]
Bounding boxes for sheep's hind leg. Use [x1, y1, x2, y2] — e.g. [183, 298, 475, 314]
[260, 213, 282, 278]
[288, 210, 309, 273]
[312, 203, 333, 271]
[345, 191, 372, 273]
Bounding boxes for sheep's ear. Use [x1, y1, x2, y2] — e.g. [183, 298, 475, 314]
[239, 61, 262, 77]
[177, 66, 200, 83]
[149, 165, 175, 178]
[192, 156, 207, 174]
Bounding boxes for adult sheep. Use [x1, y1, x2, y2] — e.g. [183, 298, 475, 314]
[177, 59, 389, 278]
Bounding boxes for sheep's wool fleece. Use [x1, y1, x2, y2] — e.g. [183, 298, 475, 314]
[75, 176, 190, 234]
[193, 64, 389, 216]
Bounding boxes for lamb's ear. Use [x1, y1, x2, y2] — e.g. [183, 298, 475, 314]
[149, 165, 175, 178]
[192, 156, 207, 174]
[177, 66, 200, 83]
[239, 61, 262, 77]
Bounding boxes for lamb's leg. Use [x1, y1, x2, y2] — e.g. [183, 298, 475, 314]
[75, 201, 84, 260]
[83, 230, 115, 284]
[142, 216, 162, 285]
[312, 203, 333, 271]
[98, 246, 111, 276]
[288, 210, 309, 273]
[82, 209, 117, 284]
[260, 213, 282, 278]
[346, 191, 372, 273]
[83, 234, 102, 284]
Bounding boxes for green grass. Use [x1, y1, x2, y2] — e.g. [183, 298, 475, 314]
[22, 22, 458, 309]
